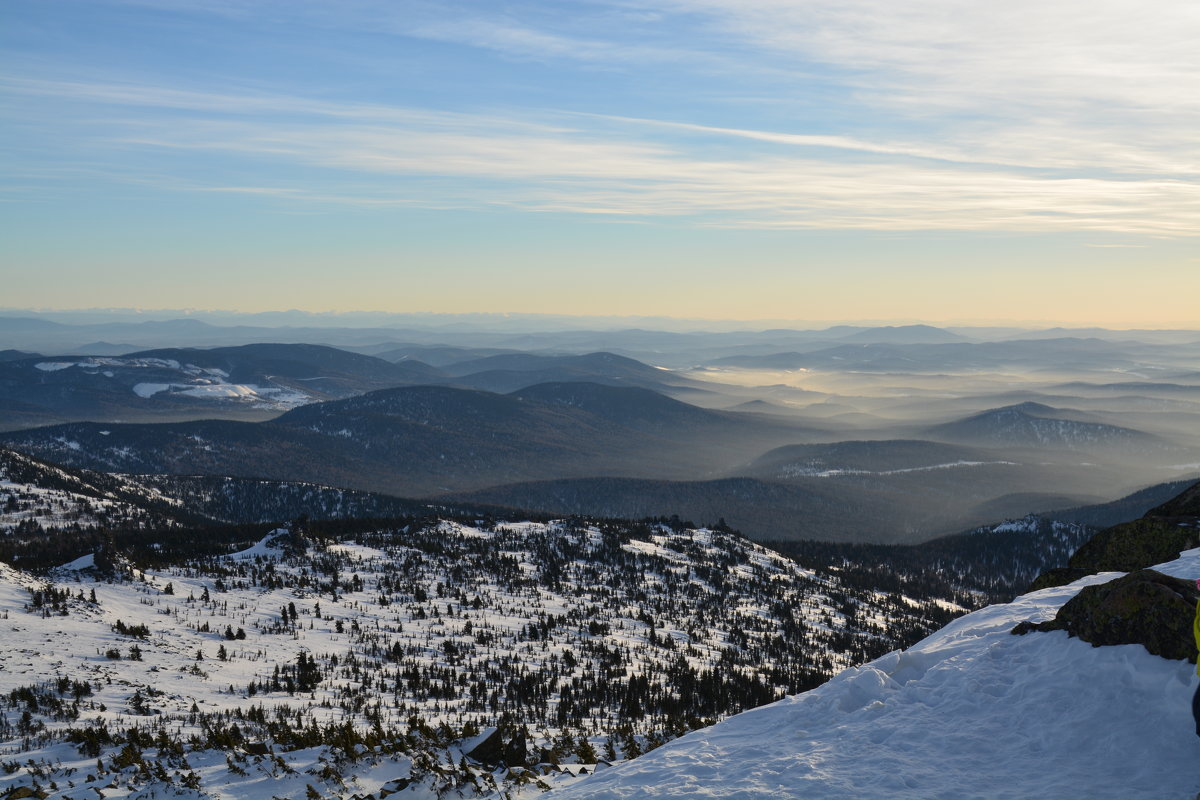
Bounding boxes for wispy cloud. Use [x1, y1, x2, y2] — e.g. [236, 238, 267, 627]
[4, 0, 1198, 322]
[8, 0, 1200, 243]
[667, 2, 1199, 158]
[661, 0, 1200, 110]
[141, 133, 1200, 235]
[7, 74, 1199, 235]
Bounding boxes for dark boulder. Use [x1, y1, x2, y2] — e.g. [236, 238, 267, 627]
[466, 727, 527, 767]
[504, 732, 528, 766]
[1014, 569, 1199, 663]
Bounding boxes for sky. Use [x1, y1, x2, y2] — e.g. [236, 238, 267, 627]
[2, 0, 1198, 326]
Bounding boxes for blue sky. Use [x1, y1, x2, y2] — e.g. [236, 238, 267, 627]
[2, 0, 1198, 325]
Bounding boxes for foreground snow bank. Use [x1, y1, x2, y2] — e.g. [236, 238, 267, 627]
[550, 550, 1200, 800]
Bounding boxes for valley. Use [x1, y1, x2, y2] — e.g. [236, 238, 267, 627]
[1, 314, 1198, 799]
[3, 317, 1197, 542]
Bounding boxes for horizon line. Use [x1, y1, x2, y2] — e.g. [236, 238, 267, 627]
[3, 307, 1199, 331]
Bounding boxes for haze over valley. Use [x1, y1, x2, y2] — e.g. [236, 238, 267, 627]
[3, 313, 1197, 544]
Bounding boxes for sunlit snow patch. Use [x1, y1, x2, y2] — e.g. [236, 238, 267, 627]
[133, 382, 171, 398]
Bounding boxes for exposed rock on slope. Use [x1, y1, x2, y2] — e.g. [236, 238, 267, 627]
[1014, 569, 1199, 663]
[1150, 481, 1200, 517]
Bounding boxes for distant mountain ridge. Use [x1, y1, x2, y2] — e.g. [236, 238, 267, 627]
[0, 342, 444, 430]
[927, 402, 1162, 452]
[439, 351, 700, 395]
[441, 351, 668, 378]
[833, 324, 968, 344]
[119, 473, 491, 524]
[707, 337, 1157, 372]
[0, 342, 725, 431]
[439, 462, 1102, 544]
[0, 381, 810, 498]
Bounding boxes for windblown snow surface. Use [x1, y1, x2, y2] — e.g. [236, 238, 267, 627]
[548, 548, 1200, 800]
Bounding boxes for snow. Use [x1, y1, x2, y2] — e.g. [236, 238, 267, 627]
[56, 552, 96, 572]
[992, 518, 1040, 533]
[1, 457, 174, 531]
[133, 382, 171, 398]
[0, 517, 943, 798]
[26, 355, 317, 410]
[5, 507, 1198, 799]
[227, 529, 290, 559]
[176, 383, 261, 399]
[780, 460, 1017, 479]
[128, 379, 313, 409]
[548, 551, 1200, 800]
[461, 726, 499, 755]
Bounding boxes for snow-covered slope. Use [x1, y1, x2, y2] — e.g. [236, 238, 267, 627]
[547, 549, 1200, 800]
[0, 446, 187, 531]
[0, 518, 976, 799]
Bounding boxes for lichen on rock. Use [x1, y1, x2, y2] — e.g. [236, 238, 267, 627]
[1013, 569, 1199, 664]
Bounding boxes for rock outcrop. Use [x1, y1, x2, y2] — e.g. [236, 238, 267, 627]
[465, 726, 527, 768]
[1147, 481, 1200, 518]
[1014, 569, 1199, 663]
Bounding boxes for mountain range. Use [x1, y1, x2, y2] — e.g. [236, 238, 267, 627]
[1, 322, 1197, 546]
[0, 343, 726, 431]
[0, 381, 811, 498]
[704, 336, 1200, 373]
[4, 373, 1193, 541]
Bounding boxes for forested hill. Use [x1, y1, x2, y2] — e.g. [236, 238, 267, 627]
[0, 516, 979, 799]
[0, 445, 199, 532]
